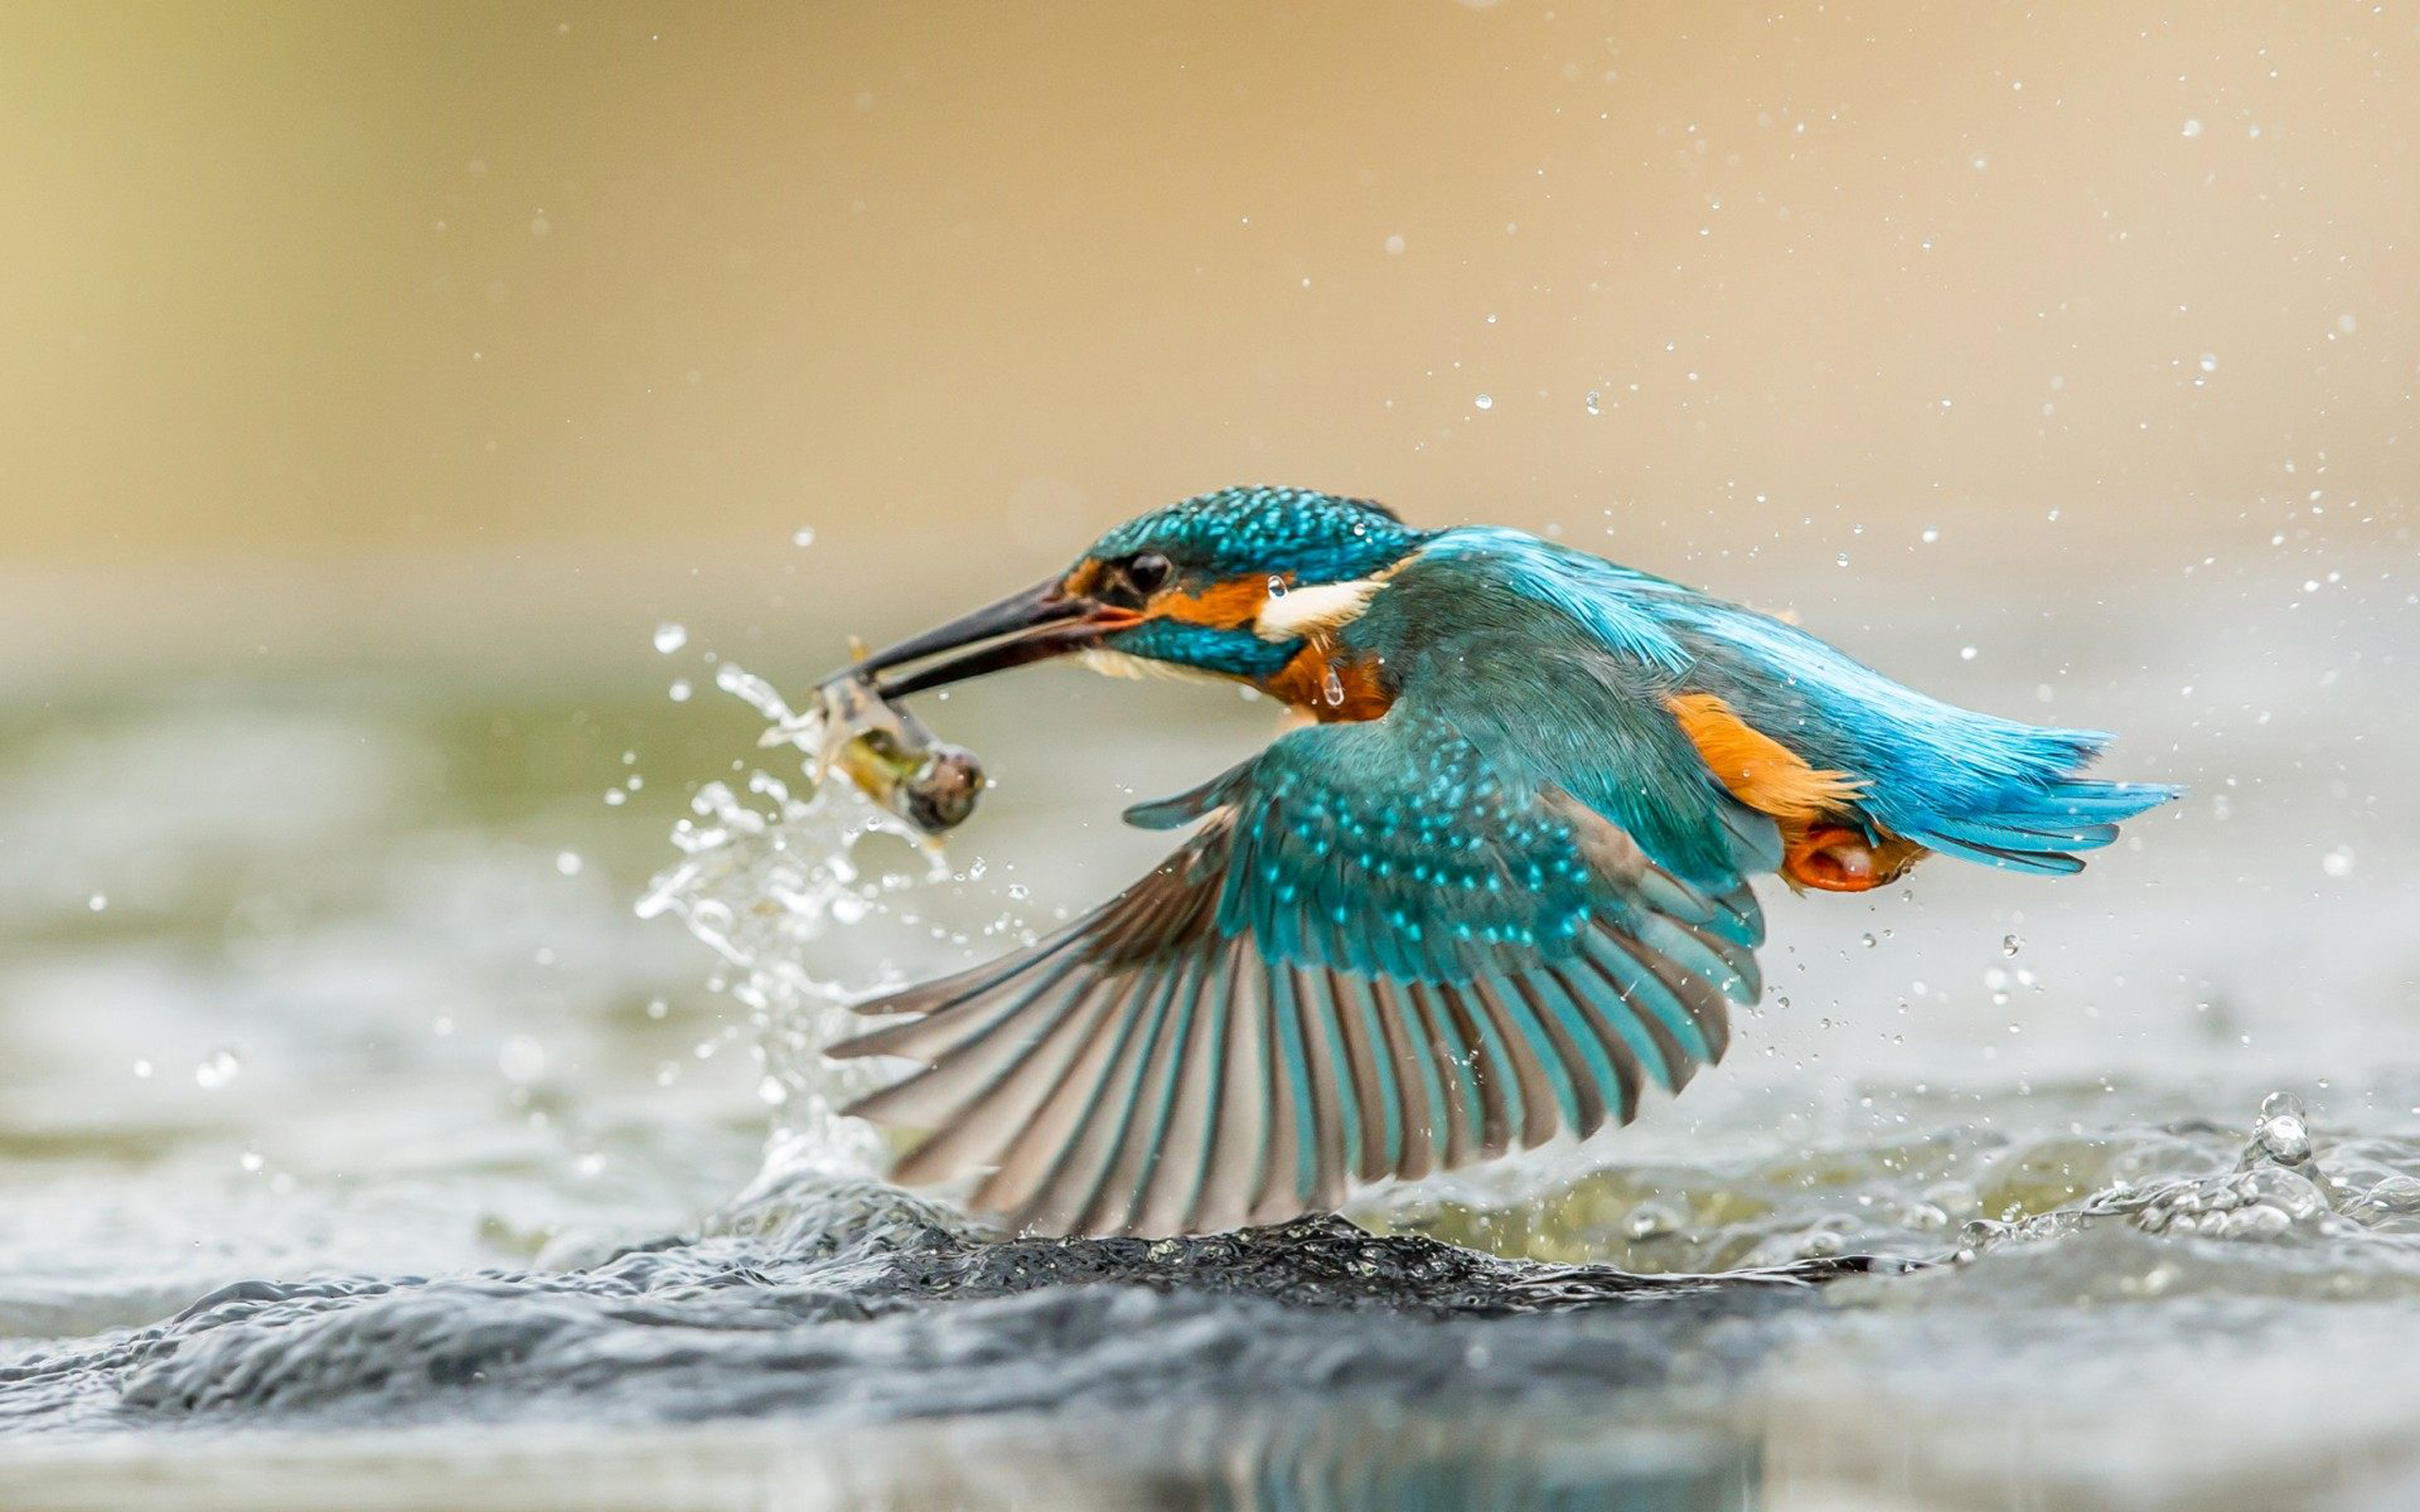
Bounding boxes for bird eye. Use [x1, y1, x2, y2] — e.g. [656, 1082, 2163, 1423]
[1121, 552, 1172, 596]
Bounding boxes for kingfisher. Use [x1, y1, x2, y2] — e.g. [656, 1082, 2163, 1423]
[823, 487, 2175, 1239]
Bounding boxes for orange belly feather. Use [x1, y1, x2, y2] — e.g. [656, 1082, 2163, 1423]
[1668, 692, 1924, 891]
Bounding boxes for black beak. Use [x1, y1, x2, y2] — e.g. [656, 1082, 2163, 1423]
[838, 578, 1142, 699]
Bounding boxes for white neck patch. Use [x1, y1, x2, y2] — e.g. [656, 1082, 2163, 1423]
[1253, 576, 1387, 642]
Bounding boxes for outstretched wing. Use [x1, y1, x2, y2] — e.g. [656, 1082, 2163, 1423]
[828, 706, 1770, 1238]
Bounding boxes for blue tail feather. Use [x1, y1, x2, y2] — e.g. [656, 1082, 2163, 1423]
[1897, 776, 2181, 876]
[2035, 780, 2182, 821]
[1916, 815, 2121, 851]
[1910, 831, 2088, 875]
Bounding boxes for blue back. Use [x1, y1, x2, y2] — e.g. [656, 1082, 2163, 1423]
[1352, 527, 2176, 877]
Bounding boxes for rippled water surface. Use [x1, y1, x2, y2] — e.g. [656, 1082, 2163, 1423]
[3, 566, 2415, 1510]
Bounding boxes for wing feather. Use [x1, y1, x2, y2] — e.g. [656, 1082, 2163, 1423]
[1191, 941, 1268, 1232]
[1248, 961, 1309, 1224]
[1129, 943, 1228, 1235]
[1438, 983, 1517, 1160]
[831, 708, 1769, 1236]
[880, 981, 1112, 1184]
[970, 977, 1144, 1216]
[1076, 950, 1203, 1234]
[1365, 976, 1442, 1179]
[1018, 970, 1174, 1234]
[1323, 967, 1398, 1181]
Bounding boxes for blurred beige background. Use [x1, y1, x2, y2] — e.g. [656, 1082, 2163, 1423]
[1, 1, 2411, 686]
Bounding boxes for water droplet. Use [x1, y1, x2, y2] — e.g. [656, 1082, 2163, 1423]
[1474, 393, 1493, 411]
[1961, 645, 1979, 661]
[195, 1047, 243, 1090]
[2322, 846, 2355, 878]
[1624, 1201, 1681, 1240]
[668, 679, 694, 703]
[2360, 1175, 2420, 1216]
[2181, 118, 2203, 138]
[757, 1074, 790, 1106]
[86, 891, 108, 912]
[1835, 553, 1850, 569]
[2199, 352, 2218, 372]
[2253, 1092, 2311, 1164]
[130, 1058, 152, 1079]
[653, 623, 688, 654]
[2002, 934, 2022, 956]
[1322, 667, 1346, 707]
[239, 1150, 264, 1173]
[498, 1036, 548, 1085]
[604, 788, 628, 807]
[1384, 233, 1407, 255]
[1920, 526, 1940, 543]
[1584, 389, 1602, 415]
[1266, 576, 1288, 597]
[791, 526, 816, 548]
[555, 850, 584, 876]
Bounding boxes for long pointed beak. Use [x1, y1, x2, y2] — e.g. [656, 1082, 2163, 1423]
[838, 578, 1143, 698]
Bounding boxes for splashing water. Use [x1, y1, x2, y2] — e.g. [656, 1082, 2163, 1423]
[636, 660, 956, 1185]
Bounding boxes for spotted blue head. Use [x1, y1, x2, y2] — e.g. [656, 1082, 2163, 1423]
[848, 487, 1430, 696]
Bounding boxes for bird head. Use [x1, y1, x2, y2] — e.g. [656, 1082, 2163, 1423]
[849, 488, 1427, 697]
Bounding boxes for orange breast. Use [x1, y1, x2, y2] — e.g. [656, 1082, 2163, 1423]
[1263, 643, 1392, 722]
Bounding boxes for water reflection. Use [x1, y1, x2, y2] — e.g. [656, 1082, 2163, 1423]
[1190, 1412, 1755, 1512]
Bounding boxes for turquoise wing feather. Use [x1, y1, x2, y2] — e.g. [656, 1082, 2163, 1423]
[1398, 526, 2177, 875]
[827, 705, 1766, 1238]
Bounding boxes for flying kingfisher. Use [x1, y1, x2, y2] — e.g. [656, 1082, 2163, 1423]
[823, 487, 2175, 1239]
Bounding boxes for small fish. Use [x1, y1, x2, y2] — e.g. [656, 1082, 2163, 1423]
[760, 672, 984, 834]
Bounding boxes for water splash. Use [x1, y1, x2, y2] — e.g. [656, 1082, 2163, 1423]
[1403, 1089, 2420, 1280]
[637, 660, 955, 1183]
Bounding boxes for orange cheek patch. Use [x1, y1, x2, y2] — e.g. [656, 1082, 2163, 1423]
[1154, 576, 1270, 628]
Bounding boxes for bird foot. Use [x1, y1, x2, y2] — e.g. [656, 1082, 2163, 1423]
[1783, 825, 1924, 893]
